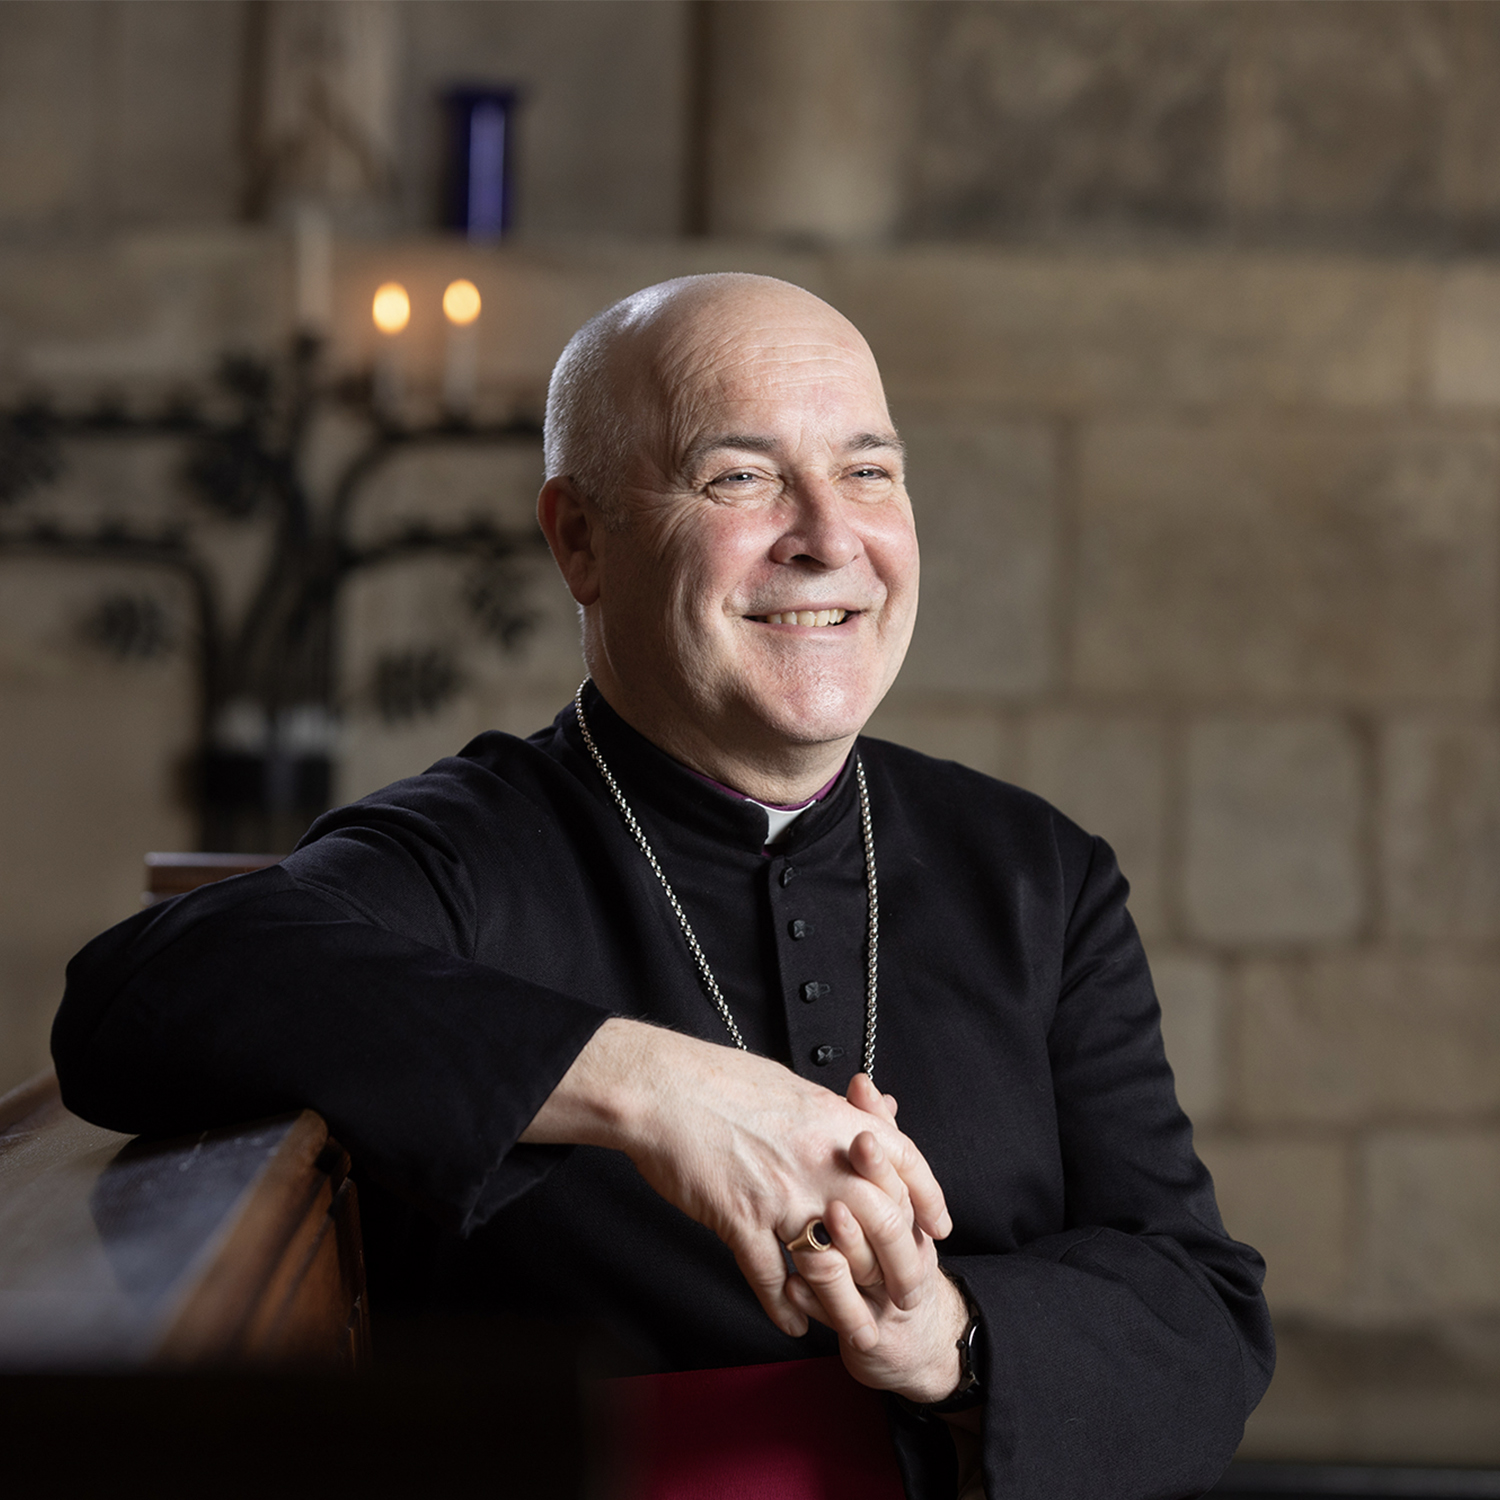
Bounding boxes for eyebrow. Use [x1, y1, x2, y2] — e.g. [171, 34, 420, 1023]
[682, 431, 906, 473]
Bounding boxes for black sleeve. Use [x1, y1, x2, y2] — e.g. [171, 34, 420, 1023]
[938, 832, 1273, 1500]
[52, 797, 613, 1235]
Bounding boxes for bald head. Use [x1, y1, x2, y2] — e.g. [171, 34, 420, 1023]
[543, 274, 882, 519]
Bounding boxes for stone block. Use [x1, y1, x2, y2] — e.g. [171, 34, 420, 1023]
[1235, 953, 1500, 1125]
[0, 4, 99, 229]
[1195, 1133, 1349, 1314]
[1361, 1129, 1500, 1316]
[1438, 3, 1500, 228]
[2, 231, 282, 390]
[862, 700, 1017, 782]
[833, 250, 1420, 412]
[1382, 718, 1500, 941]
[1247, 1, 1447, 230]
[0, 651, 195, 952]
[1018, 712, 1167, 938]
[104, 1, 242, 228]
[896, 421, 1057, 695]
[907, 1, 1233, 238]
[1149, 951, 1223, 1122]
[1183, 716, 1363, 943]
[1074, 420, 1500, 704]
[1238, 1319, 1500, 1464]
[1432, 268, 1500, 407]
[0, 942, 80, 1097]
[0, 3, 241, 235]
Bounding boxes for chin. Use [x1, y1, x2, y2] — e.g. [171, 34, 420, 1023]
[742, 672, 886, 749]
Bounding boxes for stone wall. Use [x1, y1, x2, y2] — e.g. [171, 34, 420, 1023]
[16, 1, 1500, 254]
[906, 0, 1500, 252]
[0, 0, 690, 243]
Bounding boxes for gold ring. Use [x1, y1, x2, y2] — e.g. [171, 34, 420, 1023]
[784, 1219, 833, 1254]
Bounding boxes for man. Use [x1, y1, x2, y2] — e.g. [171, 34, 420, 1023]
[55, 274, 1273, 1498]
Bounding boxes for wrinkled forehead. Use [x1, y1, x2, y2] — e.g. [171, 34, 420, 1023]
[618, 291, 892, 473]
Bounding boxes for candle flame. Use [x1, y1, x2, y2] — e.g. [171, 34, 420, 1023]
[443, 279, 482, 327]
[372, 282, 411, 335]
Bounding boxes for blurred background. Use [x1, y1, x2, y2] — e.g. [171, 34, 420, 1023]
[1, 0, 1497, 1468]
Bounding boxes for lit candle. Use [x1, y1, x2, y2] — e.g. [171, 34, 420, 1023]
[371, 281, 410, 418]
[442, 278, 481, 419]
[293, 204, 334, 337]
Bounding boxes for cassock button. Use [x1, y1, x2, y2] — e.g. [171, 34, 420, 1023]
[801, 981, 831, 1003]
[789, 919, 813, 940]
[812, 1044, 844, 1067]
[780, 865, 798, 887]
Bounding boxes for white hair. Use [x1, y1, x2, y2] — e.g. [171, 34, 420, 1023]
[542, 299, 637, 513]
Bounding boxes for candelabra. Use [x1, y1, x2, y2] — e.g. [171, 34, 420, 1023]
[0, 311, 546, 853]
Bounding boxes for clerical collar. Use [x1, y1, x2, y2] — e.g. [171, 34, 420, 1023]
[564, 683, 857, 856]
[681, 765, 844, 846]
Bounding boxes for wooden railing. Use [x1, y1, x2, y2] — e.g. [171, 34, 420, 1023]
[0, 1072, 367, 1371]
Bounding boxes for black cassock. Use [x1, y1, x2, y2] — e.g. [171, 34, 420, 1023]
[54, 684, 1273, 1499]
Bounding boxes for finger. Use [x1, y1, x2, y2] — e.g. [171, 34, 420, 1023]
[846, 1078, 951, 1240]
[789, 1246, 879, 1352]
[733, 1234, 807, 1339]
[847, 1073, 894, 1121]
[850, 1128, 912, 1212]
[823, 1197, 882, 1287]
[836, 1173, 931, 1310]
[881, 1129, 952, 1241]
[784, 1274, 835, 1331]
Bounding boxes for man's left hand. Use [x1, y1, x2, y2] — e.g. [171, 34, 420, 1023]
[784, 1075, 970, 1403]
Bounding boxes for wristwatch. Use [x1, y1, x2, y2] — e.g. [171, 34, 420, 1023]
[923, 1280, 983, 1415]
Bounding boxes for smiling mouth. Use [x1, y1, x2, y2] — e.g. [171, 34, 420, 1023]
[750, 609, 851, 628]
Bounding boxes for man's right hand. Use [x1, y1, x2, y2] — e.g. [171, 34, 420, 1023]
[518, 1017, 952, 1337]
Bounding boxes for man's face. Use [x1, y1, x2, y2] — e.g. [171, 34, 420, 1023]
[582, 293, 919, 779]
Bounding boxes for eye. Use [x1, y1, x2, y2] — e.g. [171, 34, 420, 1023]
[703, 467, 774, 499]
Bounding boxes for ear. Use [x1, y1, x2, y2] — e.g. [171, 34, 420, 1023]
[537, 476, 603, 606]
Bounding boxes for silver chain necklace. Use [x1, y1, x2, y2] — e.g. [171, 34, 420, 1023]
[573, 681, 880, 1082]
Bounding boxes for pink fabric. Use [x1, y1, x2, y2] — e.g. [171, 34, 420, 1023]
[682, 764, 845, 812]
[601, 1357, 906, 1500]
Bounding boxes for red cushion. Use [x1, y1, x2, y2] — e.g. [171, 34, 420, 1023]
[601, 1356, 907, 1500]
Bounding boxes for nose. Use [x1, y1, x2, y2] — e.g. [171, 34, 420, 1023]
[769, 479, 862, 570]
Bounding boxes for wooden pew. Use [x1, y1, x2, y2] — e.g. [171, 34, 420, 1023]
[142, 851, 283, 906]
[0, 1073, 368, 1370]
[0, 853, 588, 1497]
[0, 849, 365, 1371]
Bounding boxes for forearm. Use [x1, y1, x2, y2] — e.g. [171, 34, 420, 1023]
[518, 1016, 695, 1150]
[54, 870, 612, 1231]
[521, 1019, 949, 1238]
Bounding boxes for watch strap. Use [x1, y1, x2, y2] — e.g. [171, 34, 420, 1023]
[922, 1279, 983, 1415]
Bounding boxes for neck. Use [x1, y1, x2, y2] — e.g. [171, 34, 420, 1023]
[672, 741, 853, 806]
[585, 683, 857, 804]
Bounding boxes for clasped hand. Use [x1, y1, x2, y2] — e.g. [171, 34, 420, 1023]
[520, 1019, 966, 1402]
[781, 1074, 970, 1403]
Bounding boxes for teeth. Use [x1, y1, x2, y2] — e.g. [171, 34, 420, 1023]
[763, 609, 848, 627]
